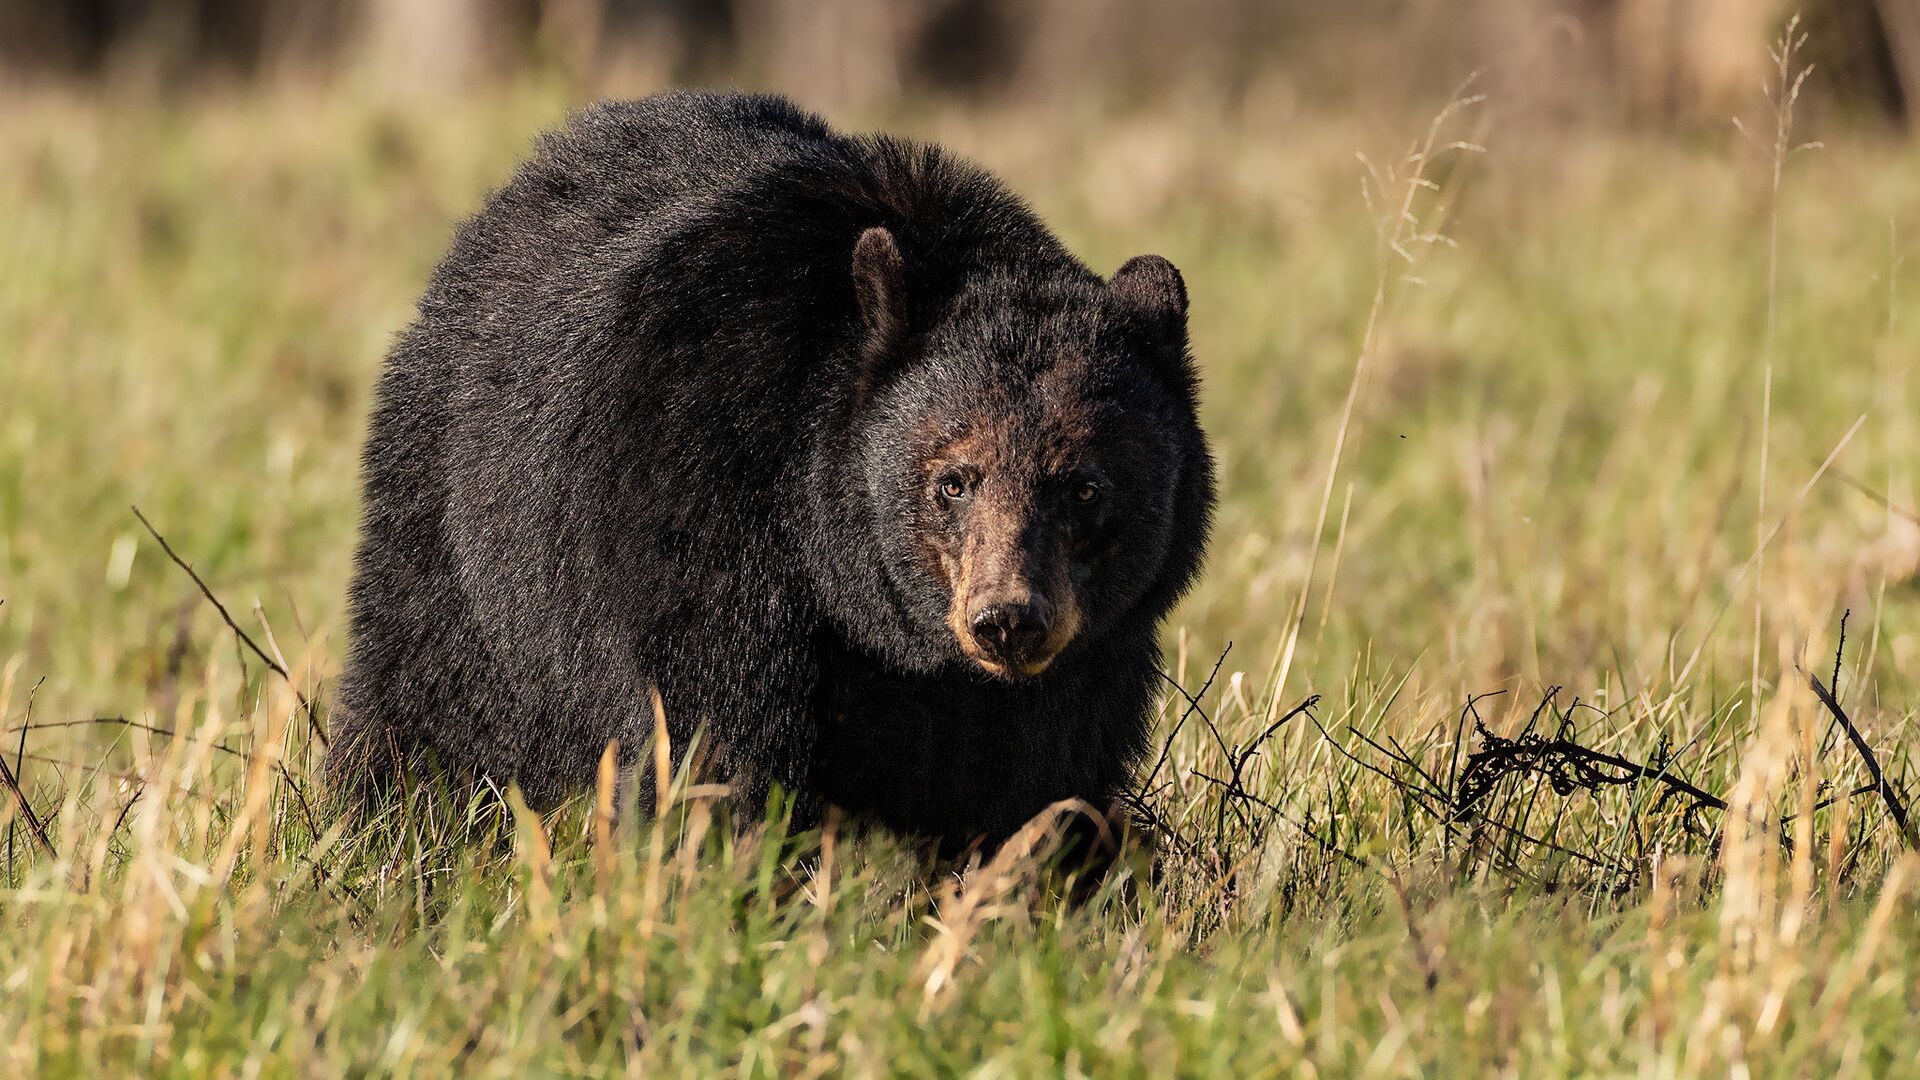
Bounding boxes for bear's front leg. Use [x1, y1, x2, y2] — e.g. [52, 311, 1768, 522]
[632, 623, 826, 832]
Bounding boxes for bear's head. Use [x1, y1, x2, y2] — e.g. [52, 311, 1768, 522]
[844, 227, 1211, 680]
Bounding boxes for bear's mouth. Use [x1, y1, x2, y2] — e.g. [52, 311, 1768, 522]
[965, 651, 1058, 680]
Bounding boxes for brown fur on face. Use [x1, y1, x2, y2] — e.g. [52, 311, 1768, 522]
[922, 413, 1092, 679]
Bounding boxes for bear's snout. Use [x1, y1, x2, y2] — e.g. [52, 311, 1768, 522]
[968, 597, 1052, 666]
[951, 568, 1082, 679]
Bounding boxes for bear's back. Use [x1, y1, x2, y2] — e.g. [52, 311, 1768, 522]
[436, 91, 1079, 350]
[485, 91, 839, 254]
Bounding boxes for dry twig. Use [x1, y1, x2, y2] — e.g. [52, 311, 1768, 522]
[0, 683, 55, 860]
[130, 505, 327, 746]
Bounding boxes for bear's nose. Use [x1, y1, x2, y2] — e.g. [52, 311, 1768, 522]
[969, 601, 1050, 662]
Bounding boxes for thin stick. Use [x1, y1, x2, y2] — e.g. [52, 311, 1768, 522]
[0, 743, 54, 859]
[1831, 609, 1849, 705]
[7, 675, 40, 874]
[131, 505, 327, 746]
[1136, 645, 1231, 804]
[1805, 669, 1916, 849]
[2, 680, 54, 857]
[13, 676, 33, 796]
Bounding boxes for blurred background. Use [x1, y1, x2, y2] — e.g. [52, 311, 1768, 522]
[0, 0, 1916, 129]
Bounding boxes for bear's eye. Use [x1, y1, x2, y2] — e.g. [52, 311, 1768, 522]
[1071, 480, 1101, 505]
[937, 475, 970, 501]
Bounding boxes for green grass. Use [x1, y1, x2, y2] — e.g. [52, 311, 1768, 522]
[3, 77, 1919, 1075]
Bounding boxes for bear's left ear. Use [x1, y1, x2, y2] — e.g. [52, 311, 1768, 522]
[1108, 254, 1188, 350]
[851, 226, 908, 401]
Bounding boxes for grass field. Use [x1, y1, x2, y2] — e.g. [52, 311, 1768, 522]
[3, 70, 1920, 1075]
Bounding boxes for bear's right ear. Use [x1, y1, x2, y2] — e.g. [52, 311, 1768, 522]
[851, 227, 908, 398]
[1108, 254, 1188, 349]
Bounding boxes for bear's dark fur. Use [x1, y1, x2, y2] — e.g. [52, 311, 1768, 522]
[328, 90, 1214, 848]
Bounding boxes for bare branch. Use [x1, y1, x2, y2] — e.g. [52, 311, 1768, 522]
[0, 679, 54, 859]
[131, 505, 328, 747]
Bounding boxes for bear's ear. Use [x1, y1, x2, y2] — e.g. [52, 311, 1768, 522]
[1108, 254, 1188, 349]
[851, 226, 908, 396]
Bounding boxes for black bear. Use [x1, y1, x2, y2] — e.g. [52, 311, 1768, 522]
[328, 91, 1214, 849]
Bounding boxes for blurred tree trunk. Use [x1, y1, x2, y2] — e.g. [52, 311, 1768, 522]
[1873, 0, 1920, 124]
[734, 0, 903, 111]
[1611, 0, 1781, 124]
[0, 0, 106, 75]
[362, 0, 533, 91]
